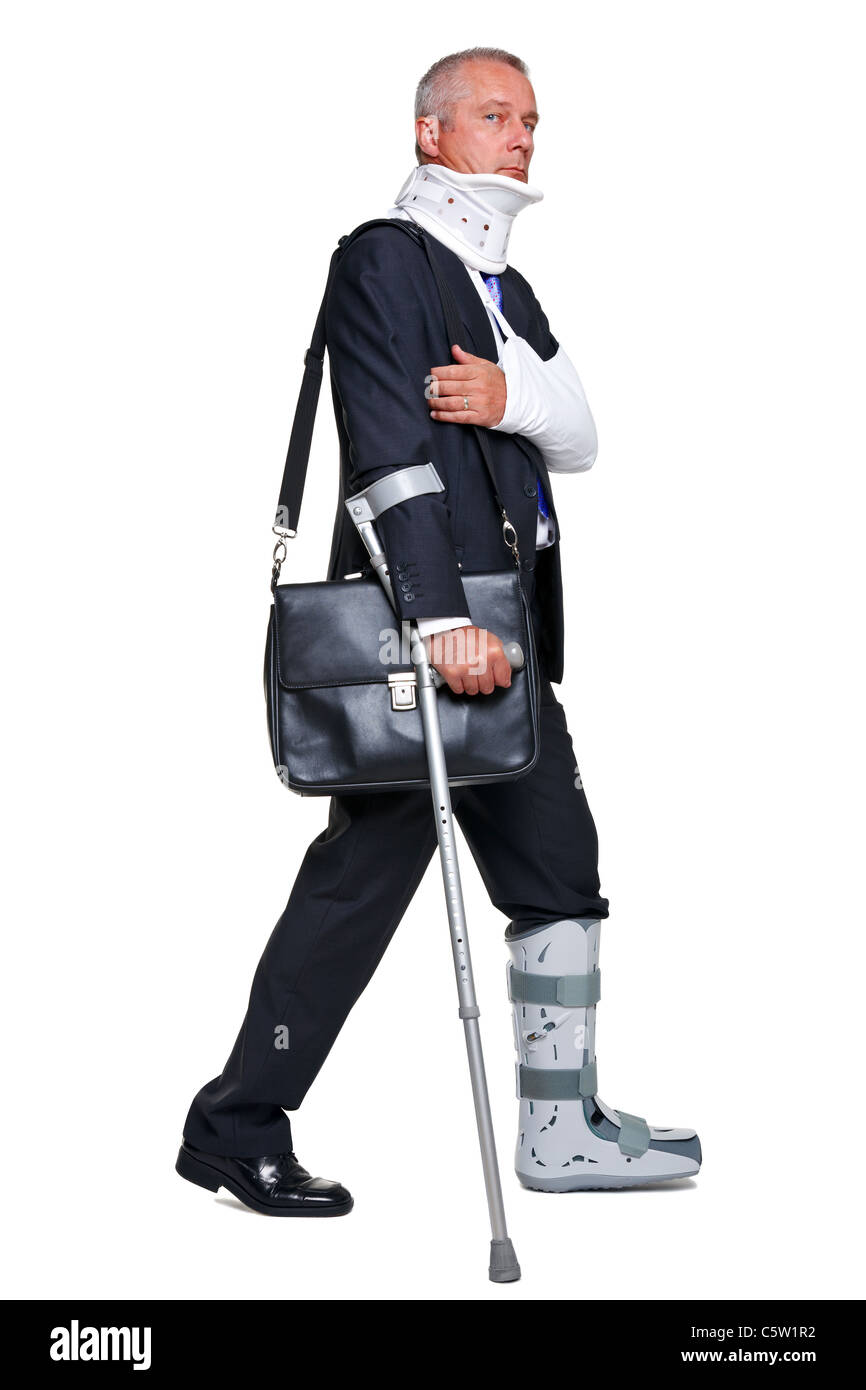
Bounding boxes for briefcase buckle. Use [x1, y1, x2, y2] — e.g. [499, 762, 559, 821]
[388, 673, 417, 711]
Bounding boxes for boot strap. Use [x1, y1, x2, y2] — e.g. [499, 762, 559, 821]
[508, 964, 601, 1007]
[517, 1062, 598, 1100]
[613, 1110, 652, 1157]
[516, 1069, 652, 1157]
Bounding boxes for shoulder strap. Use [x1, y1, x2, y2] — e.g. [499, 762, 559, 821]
[270, 249, 337, 537]
[272, 218, 520, 571]
[273, 219, 423, 536]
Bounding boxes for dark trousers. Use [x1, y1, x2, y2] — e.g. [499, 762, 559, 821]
[183, 584, 609, 1157]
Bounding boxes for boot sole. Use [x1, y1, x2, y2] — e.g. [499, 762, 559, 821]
[517, 1167, 699, 1192]
[176, 1144, 354, 1217]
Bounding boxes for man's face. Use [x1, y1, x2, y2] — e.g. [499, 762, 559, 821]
[418, 60, 539, 183]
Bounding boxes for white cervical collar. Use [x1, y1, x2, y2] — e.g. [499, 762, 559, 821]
[391, 162, 543, 274]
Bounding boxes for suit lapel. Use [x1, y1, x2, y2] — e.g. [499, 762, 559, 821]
[499, 268, 532, 340]
[426, 235, 499, 362]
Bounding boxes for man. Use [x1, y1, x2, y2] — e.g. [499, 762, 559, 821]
[176, 47, 701, 1215]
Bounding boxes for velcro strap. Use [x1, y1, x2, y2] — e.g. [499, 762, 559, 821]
[615, 1110, 651, 1157]
[517, 1062, 598, 1101]
[508, 964, 601, 1008]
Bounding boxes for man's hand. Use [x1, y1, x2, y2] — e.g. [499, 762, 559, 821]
[425, 344, 507, 428]
[423, 625, 513, 696]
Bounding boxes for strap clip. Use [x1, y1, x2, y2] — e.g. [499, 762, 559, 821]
[501, 511, 520, 564]
[270, 522, 297, 587]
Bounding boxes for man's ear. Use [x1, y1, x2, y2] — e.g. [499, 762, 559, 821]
[416, 116, 439, 158]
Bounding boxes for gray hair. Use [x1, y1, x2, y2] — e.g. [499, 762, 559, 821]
[414, 48, 530, 163]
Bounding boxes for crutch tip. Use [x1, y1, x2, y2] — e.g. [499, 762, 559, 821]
[488, 1237, 521, 1283]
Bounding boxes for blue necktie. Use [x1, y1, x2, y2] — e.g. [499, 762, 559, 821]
[482, 274, 549, 527]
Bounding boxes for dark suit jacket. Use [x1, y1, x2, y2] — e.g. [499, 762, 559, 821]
[324, 221, 567, 683]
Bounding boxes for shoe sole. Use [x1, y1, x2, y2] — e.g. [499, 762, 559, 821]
[175, 1145, 354, 1217]
[517, 1167, 699, 1192]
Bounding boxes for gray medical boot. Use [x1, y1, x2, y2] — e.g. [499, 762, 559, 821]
[506, 917, 702, 1190]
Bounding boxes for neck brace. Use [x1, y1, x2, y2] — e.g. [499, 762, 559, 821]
[391, 163, 543, 274]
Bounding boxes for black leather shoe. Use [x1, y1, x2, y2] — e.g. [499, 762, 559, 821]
[176, 1141, 354, 1217]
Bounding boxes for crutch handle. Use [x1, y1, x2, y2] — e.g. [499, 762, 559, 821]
[501, 640, 525, 671]
[427, 640, 525, 689]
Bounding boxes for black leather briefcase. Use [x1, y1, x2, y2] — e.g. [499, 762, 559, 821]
[264, 566, 539, 795]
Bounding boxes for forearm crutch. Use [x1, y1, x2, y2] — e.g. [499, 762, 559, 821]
[345, 461, 521, 1284]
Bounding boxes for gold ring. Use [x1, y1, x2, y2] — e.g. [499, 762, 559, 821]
[463, 395, 469, 411]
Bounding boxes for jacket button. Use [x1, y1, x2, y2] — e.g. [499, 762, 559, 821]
[404, 593, 415, 602]
[524, 484, 537, 497]
[400, 581, 412, 591]
[396, 570, 408, 580]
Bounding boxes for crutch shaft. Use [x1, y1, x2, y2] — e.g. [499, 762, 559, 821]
[409, 633, 513, 1255]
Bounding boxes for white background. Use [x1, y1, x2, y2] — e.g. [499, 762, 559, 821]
[2, 0, 863, 1302]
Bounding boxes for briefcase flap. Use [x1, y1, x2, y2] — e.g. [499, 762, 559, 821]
[272, 571, 531, 690]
